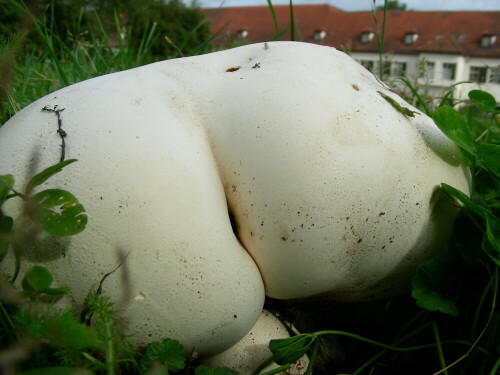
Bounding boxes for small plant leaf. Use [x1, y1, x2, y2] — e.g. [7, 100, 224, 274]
[441, 183, 491, 219]
[23, 265, 53, 291]
[432, 106, 475, 155]
[398, 77, 430, 115]
[15, 309, 99, 351]
[438, 81, 473, 108]
[476, 144, 500, 178]
[42, 311, 100, 351]
[269, 334, 316, 365]
[22, 266, 70, 297]
[0, 174, 14, 205]
[378, 91, 419, 118]
[25, 159, 77, 194]
[483, 215, 500, 266]
[20, 367, 92, 375]
[195, 365, 238, 375]
[412, 257, 459, 316]
[468, 90, 497, 112]
[140, 338, 186, 372]
[30, 189, 87, 236]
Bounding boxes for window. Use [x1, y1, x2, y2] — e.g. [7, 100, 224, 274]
[360, 60, 375, 72]
[469, 66, 487, 83]
[426, 61, 435, 79]
[443, 63, 457, 80]
[490, 66, 500, 84]
[360, 32, 374, 44]
[481, 34, 497, 48]
[392, 62, 407, 77]
[382, 61, 392, 76]
[404, 32, 418, 45]
[313, 30, 327, 41]
[235, 29, 248, 39]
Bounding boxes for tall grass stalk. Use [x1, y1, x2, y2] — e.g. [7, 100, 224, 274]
[0, 1, 159, 125]
[372, 0, 388, 80]
[267, 0, 280, 38]
[289, 0, 295, 41]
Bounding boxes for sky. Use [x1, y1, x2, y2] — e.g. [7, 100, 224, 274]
[196, 0, 500, 11]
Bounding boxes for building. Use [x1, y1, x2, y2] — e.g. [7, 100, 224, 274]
[204, 4, 500, 103]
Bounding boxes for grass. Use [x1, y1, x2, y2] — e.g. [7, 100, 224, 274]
[1, 0, 499, 374]
[0, 1, 190, 125]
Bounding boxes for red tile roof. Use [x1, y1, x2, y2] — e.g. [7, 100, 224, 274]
[204, 4, 500, 58]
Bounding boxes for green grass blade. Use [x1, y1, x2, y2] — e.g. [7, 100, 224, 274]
[289, 0, 295, 41]
[432, 321, 449, 375]
[266, 0, 280, 38]
[398, 77, 430, 115]
[438, 81, 473, 107]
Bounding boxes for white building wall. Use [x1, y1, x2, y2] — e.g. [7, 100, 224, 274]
[351, 51, 500, 103]
[459, 57, 500, 101]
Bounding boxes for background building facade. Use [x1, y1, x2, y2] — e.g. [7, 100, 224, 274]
[204, 5, 500, 102]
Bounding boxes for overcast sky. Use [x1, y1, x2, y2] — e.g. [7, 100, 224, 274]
[197, 0, 500, 11]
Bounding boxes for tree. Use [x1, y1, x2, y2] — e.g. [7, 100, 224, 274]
[88, 0, 211, 58]
[126, 0, 210, 58]
[0, 0, 211, 59]
[0, 0, 92, 48]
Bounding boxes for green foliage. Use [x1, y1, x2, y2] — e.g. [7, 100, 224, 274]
[124, 0, 211, 58]
[411, 258, 459, 316]
[376, 0, 407, 10]
[30, 189, 87, 237]
[259, 89, 499, 375]
[0, 0, 212, 125]
[469, 90, 497, 113]
[371, 0, 389, 80]
[0, 160, 98, 371]
[0, 174, 15, 202]
[1, 160, 87, 240]
[14, 308, 99, 353]
[22, 265, 70, 297]
[430, 92, 500, 267]
[269, 334, 316, 365]
[140, 338, 186, 373]
[378, 90, 420, 118]
[25, 159, 77, 194]
[432, 106, 475, 154]
[0, 0, 210, 59]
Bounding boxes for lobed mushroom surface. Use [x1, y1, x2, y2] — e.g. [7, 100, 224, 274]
[0, 42, 470, 356]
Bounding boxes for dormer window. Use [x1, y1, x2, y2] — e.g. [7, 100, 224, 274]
[236, 29, 248, 40]
[313, 30, 327, 41]
[404, 32, 418, 45]
[360, 31, 375, 44]
[481, 34, 497, 48]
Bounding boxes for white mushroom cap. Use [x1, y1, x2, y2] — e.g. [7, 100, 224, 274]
[0, 53, 266, 355]
[0, 42, 469, 352]
[176, 42, 470, 300]
[203, 310, 309, 375]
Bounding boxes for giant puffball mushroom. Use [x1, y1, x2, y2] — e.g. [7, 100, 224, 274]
[203, 310, 309, 375]
[0, 42, 469, 352]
